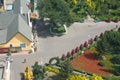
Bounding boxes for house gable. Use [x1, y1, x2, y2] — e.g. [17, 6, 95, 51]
[0, 33, 32, 51]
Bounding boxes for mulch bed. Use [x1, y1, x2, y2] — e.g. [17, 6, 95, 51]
[71, 50, 112, 76]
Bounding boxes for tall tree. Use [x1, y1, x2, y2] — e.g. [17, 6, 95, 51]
[37, 0, 73, 26]
[96, 31, 120, 54]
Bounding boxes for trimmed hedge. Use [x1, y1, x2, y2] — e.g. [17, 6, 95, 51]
[49, 57, 60, 65]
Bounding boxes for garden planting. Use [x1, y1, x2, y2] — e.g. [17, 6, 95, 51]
[23, 27, 120, 80]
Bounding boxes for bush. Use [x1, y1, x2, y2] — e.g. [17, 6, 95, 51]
[113, 64, 120, 76]
[98, 61, 106, 66]
[111, 55, 120, 64]
[67, 52, 71, 58]
[47, 78, 53, 80]
[49, 57, 60, 65]
[45, 66, 60, 74]
[61, 54, 66, 60]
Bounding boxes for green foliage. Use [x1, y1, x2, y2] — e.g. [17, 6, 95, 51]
[7, 50, 11, 56]
[49, 57, 60, 65]
[111, 55, 120, 64]
[113, 64, 120, 76]
[45, 66, 60, 74]
[47, 78, 53, 80]
[60, 59, 73, 78]
[37, 0, 73, 25]
[103, 54, 114, 70]
[96, 31, 120, 54]
[90, 47, 99, 55]
[105, 76, 120, 80]
[98, 61, 106, 66]
[33, 62, 46, 80]
[50, 26, 66, 33]
[37, 0, 120, 25]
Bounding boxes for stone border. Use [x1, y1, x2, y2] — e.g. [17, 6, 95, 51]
[50, 25, 67, 35]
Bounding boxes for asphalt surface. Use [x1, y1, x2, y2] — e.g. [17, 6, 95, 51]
[0, 21, 120, 80]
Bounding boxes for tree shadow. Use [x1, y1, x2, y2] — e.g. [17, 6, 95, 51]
[34, 19, 64, 38]
[20, 72, 24, 80]
[84, 53, 97, 60]
[99, 68, 113, 74]
[34, 19, 55, 38]
[48, 75, 66, 80]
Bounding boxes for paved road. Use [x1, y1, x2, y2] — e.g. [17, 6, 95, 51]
[1, 21, 120, 80]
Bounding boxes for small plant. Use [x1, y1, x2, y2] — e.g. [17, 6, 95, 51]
[84, 41, 88, 47]
[67, 52, 71, 58]
[49, 57, 60, 65]
[71, 49, 75, 55]
[61, 54, 66, 60]
[75, 47, 79, 53]
[99, 33, 104, 38]
[79, 44, 84, 50]
[98, 61, 106, 66]
[114, 17, 119, 23]
[94, 35, 99, 41]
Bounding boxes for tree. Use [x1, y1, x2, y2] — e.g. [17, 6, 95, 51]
[37, 0, 73, 26]
[111, 54, 120, 64]
[113, 64, 120, 76]
[96, 31, 120, 54]
[60, 59, 73, 78]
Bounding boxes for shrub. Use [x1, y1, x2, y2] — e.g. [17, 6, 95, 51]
[114, 17, 119, 23]
[98, 61, 106, 66]
[84, 41, 88, 47]
[94, 35, 99, 41]
[99, 33, 104, 38]
[45, 66, 60, 74]
[111, 55, 120, 64]
[49, 57, 60, 65]
[68, 74, 90, 80]
[61, 54, 66, 60]
[75, 47, 79, 53]
[78, 50, 82, 55]
[79, 44, 84, 50]
[71, 49, 75, 55]
[47, 78, 53, 80]
[67, 52, 71, 58]
[118, 27, 120, 32]
[113, 64, 120, 76]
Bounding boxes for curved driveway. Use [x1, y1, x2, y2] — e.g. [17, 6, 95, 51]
[2, 21, 120, 80]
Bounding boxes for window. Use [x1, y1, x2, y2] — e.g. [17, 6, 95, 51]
[20, 43, 26, 48]
[9, 44, 13, 48]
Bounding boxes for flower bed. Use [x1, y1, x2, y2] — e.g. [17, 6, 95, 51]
[71, 50, 112, 76]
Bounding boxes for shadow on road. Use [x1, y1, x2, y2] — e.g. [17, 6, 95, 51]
[34, 19, 54, 38]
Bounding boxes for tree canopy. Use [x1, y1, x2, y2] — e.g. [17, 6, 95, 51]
[96, 31, 120, 54]
[37, 0, 120, 25]
[37, 0, 73, 26]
